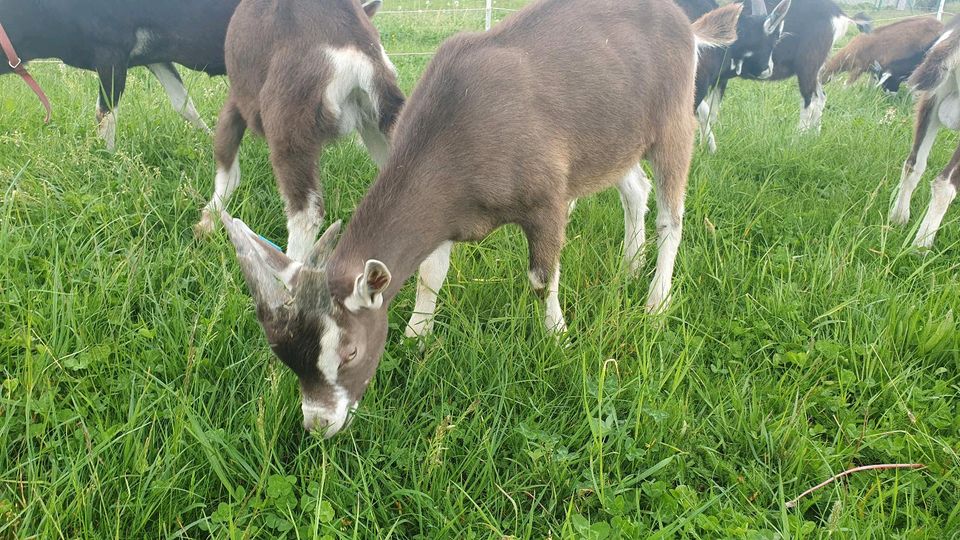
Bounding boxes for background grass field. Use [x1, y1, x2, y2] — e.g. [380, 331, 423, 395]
[2, 2, 960, 538]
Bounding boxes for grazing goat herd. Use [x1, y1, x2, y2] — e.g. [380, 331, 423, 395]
[1, 0, 958, 436]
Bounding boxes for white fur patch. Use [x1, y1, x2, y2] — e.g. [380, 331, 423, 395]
[405, 241, 453, 338]
[324, 47, 380, 135]
[300, 315, 353, 437]
[285, 192, 323, 262]
[380, 45, 398, 78]
[97, 107, 118, 152]
[831, 16, 851, 45]
[619, 165, 652, 275]
[934, 29, 954, 47]
[914, 178, 957, 248]
[302, 387, 351, 438]
[206, 157, 241, 212]
[131, 29, 154, 57]
[543, 264, 566, 333]
[316, 315, 343, 383]
[937, 94, 960, 130]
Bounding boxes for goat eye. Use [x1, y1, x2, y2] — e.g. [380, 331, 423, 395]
[346, 347, 358, 362]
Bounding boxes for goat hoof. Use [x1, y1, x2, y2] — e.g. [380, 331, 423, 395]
[194, 212, 217, 238]
[888, 209, 910, 226]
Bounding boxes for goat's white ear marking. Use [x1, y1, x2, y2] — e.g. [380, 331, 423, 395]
[362, 0, 382, 18]
[345, 259, 392, 311]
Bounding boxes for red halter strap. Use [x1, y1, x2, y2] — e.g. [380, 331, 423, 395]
[0, 20, 52, 123]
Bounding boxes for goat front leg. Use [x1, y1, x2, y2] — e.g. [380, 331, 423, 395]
[196, 98, 246, 236]
[891, 94, 939, 225]
[268, 138, 325, 262]
[522, 208, 568, 333]
[405, 241, 453, 338]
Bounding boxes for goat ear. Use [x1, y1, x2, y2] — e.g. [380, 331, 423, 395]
[305, 220, 342, 270]
[344, 259, 392, 312]
[362, 0, 382, 18]
[221, 211, 302, 311]
[764, 0, 790, 35]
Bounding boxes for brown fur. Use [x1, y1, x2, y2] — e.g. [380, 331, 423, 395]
[910, 16, 960, 92]
[202, 0, 403, 233]
[222, 0, 741, 436]
[823, 17, 943, 84]
[331, 0, 739, 293]
[692, 3, 742, 45]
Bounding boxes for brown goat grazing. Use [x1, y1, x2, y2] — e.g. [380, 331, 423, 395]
[195, 0, 404, 261]
[221, 0, 741, 436]
[823, 16, 943, 91]
[889, 15, 960, 248]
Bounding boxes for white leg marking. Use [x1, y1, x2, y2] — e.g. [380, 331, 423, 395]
[696, 100, 717, 153]
[567, 199, 578, 218]
[913, 177, 957, 249]
[891, 118, 939, 225]
[618, 164, 652, 275]
[359, 122, 390, 168]
[196, 155, 241, 236]
[286, 193, 323, 262]
[543, 264, 566, 333]
[97, 107, 118, 152]
[646, 194, 683, 314]
[799, 86, 826, 134]
[147, 63, 211, 134]
[405, 241, 453, 338]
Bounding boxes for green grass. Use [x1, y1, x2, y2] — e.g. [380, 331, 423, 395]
[2, 7, 960, 539]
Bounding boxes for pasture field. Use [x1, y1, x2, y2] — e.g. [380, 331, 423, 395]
[1, 4, 959, 538]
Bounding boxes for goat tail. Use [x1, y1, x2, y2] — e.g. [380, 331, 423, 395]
[850, 12, 872, 34]
[692, 4, 742, 50]
[909, 29, 960, 92]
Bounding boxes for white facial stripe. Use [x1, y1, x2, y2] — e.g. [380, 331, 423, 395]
[317, 314, 342, 384]
[300, 315, 354, 437]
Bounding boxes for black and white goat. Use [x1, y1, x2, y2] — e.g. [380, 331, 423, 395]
[680, 0, 871, 151]
[0, 0, 241, 150]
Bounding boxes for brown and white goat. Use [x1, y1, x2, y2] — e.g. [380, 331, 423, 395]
[195, 0, 404, 261]
[889, 15, 960, 248]
[221, 0, 741, 436]
[823, 16, 943, 92]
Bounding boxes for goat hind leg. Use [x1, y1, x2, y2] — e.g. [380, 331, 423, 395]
[913, 141, 960, 249]
[645, 122, 693, 313]
[619, 164, 652, 276]
[405, 241, 453, 338]
[196, 99, 246, 236]
[148, 63, 212, 134]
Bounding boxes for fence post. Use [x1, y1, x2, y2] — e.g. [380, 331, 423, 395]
[485, 0, 492, 30]
[938, 0, 945, 21]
